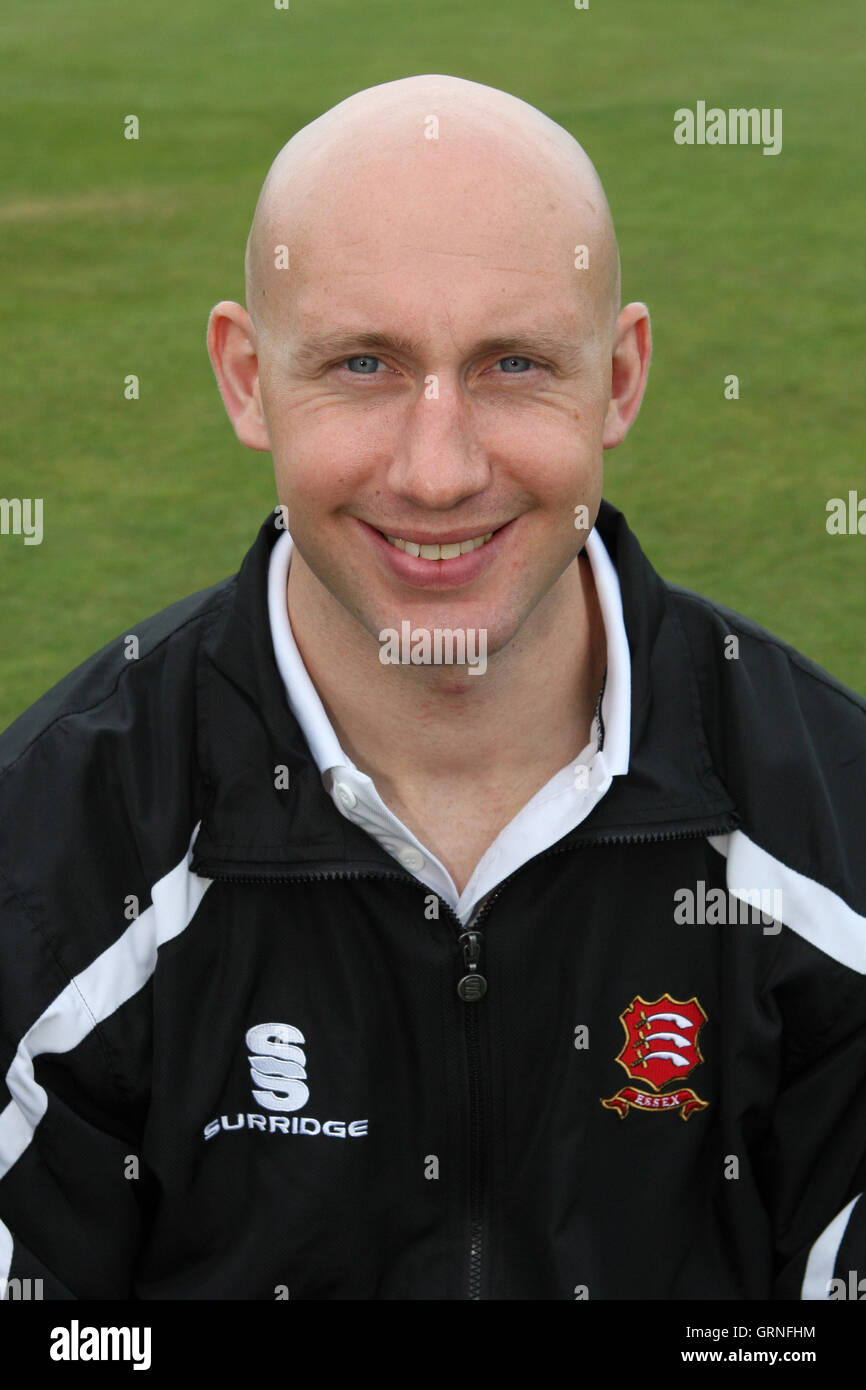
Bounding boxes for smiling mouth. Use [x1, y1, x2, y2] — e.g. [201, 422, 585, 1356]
[376, 528, 499, 560]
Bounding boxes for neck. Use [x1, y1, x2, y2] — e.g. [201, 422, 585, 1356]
[286, 550, 607, 802]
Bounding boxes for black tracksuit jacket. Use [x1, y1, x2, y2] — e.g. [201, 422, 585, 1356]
[0, 499, 864, 1300]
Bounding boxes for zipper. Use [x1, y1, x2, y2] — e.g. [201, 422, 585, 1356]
[436, 885, 503, 1302]
[462, 933, 485, 1302]
[194, 815, 738, 888]
[198, 815, 738, 1300]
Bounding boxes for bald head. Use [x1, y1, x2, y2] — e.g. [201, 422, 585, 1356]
[208, 74, 650, 683]
[244, 74, 621, 344]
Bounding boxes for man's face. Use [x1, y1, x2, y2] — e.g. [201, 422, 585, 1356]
[254, 142, 614, 660]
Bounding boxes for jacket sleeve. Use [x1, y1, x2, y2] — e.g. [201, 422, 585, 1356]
[765, 945, 866, 1300]
[0, 594, 216, 1302]
[0, 858, 149, 1300]
[672, 586, 866, 1301]
[678, 590, 866, 1301]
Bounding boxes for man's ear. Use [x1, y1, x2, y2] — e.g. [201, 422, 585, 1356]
[206, 301, 272, 452]
[602, 302, 652, 449]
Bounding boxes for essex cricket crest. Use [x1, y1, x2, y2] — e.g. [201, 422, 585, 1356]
[601, 993, 709, 1121]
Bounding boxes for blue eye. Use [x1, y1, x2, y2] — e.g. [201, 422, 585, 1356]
[344, 356, 381, 373]
[498, 356, 533, 372]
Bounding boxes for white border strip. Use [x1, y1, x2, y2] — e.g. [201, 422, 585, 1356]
[584, 526, 631, 776]
[0, 827, 211, 1289]
[0, 1217, 12, 1298]
[709, 830, 866, 974]
[801, 1194, 861, 1299]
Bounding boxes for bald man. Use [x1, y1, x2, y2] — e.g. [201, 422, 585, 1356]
[0, 76, 864, 1306]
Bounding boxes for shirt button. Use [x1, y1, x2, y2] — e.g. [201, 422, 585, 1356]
[334, 781, 357, 810]
[397, 845, 425, 871]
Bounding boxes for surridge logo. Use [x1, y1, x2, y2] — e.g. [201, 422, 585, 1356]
[248, 1021, 309, 1111]
[202, 1021, 368, 1141]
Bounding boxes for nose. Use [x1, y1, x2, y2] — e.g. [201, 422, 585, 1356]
[385, 377, 492, 511]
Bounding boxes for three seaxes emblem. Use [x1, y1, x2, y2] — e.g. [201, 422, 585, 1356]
[601, 993, 709, 1121]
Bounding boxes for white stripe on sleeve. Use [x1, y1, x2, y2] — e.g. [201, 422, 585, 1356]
[801, 1194, 861, 1299]
[0, 826, 211, 1192]
[0, 1216, 11, 1294]
[708, 830, 866, 974]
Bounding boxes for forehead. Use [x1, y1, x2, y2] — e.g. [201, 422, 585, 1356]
[259, 134, 608, 345]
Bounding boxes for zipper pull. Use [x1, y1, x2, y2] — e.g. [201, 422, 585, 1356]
[457, 929, 487, 1001]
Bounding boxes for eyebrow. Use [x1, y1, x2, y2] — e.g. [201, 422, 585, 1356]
[289, 328, 586, 373]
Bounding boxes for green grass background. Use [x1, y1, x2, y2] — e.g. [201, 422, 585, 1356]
[1, 0, 864, 728]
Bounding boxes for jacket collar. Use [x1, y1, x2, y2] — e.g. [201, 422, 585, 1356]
[191, 500, 737, 877]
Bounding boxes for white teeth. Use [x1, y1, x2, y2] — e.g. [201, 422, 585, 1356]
[383, 531, 494, 559]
